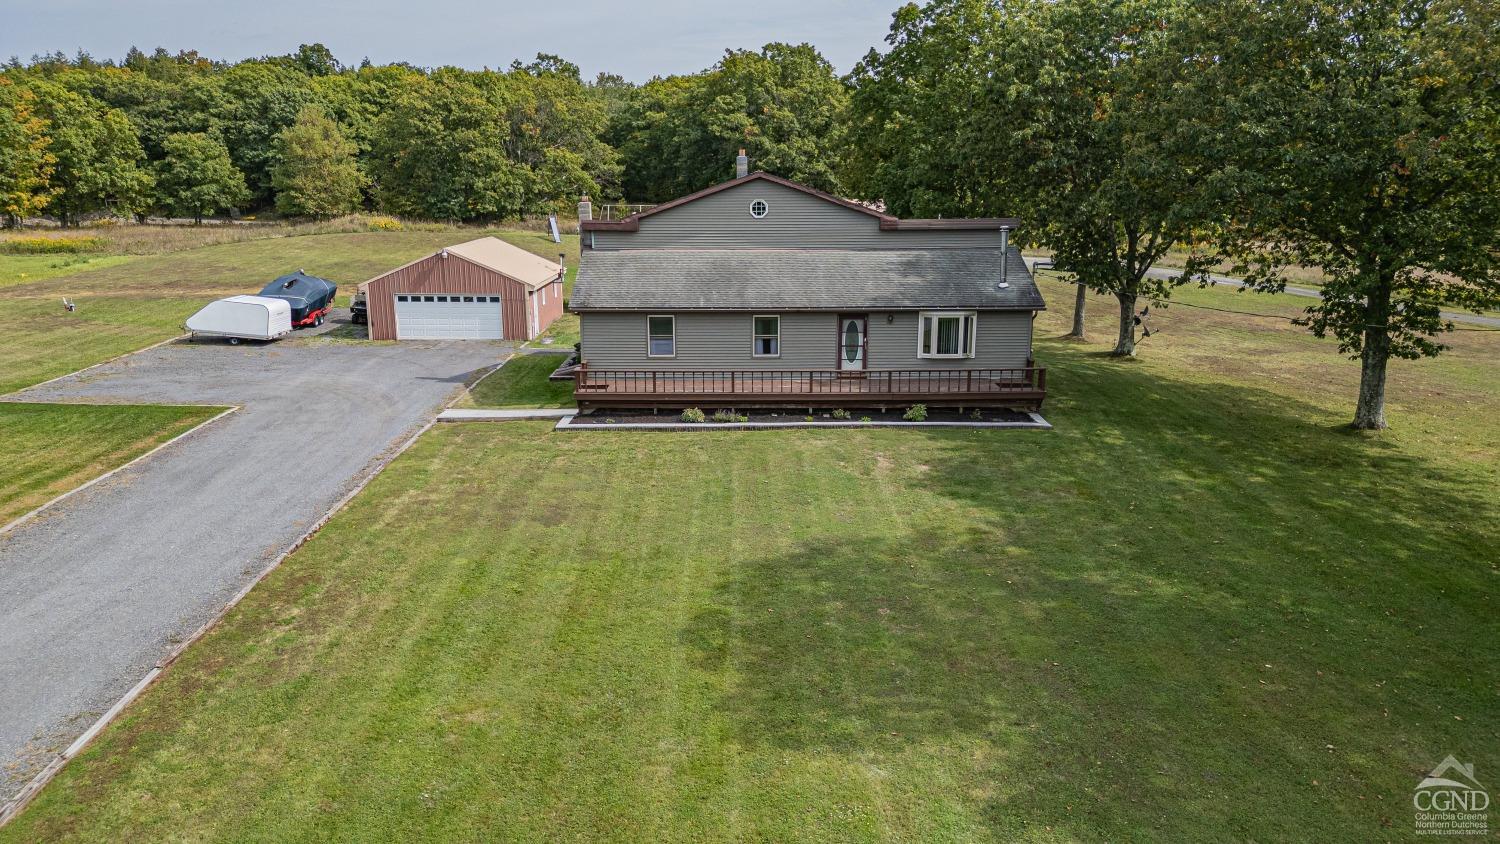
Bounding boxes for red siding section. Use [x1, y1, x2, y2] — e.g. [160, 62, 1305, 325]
[365, 252, 561, 341]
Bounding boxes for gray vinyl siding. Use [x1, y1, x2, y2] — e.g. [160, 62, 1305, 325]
[867, 311, 1033, 369]
[580, 310, 1033, 370]
[589, 181, 1005, 251]
[582, 312, 833, 369]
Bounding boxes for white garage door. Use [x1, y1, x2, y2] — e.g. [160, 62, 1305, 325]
[394, 294, 503, 340]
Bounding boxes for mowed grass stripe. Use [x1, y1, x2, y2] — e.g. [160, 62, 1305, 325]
[0, 402, 224, 527]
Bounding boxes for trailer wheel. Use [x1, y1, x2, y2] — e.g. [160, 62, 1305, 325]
[315, 313, 324, 327]
[228, 337, 241, 346]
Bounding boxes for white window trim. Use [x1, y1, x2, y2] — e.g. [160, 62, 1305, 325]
[751, 314, 781, 358]
[647, 314, 676, 358]
[749, 199, 769, 219]
[917, 311, 978, 359]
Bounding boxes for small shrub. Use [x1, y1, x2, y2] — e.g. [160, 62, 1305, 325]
[364, 215, 404, 232]
[970, 408, 984, 420]
[681, 408, 706, 423]
[1, 235, 107, 254]
[711, 409, 748, 423]
[903, 404, 929, 422]
[830, 408, 851, 420]
[860, 416, 873, 423]
[804, 415, 814, 422]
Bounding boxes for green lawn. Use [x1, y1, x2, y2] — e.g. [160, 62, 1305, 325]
[3, 275, 1495, 841]
[461, 353, 575, 408]
[0, 402, 223, 527]
[0, 253, 135, 290]
[0, 229, 578, 394]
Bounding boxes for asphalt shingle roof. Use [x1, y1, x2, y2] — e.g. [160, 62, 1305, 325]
[571, 247, 1044, 311]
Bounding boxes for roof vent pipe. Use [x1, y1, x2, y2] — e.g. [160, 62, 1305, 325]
[735, 149, 749, 179]
[998, 226, 1011, 290]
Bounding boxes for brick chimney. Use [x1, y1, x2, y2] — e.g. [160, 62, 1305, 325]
[735, 149, 749, 179]
[577, 194, 592, 226]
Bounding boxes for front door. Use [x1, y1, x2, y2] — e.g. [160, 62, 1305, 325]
[838, 314, 867, 371]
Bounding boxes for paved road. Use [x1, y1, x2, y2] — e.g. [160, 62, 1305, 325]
[1028, 258, 1500, 328]
[0, 338, 507, 799]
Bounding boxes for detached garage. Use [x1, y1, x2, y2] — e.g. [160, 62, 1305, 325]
[362, 237, 565, 341]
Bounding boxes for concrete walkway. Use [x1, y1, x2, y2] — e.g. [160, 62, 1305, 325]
[438, 408, 576, 421]
[0, 339, 506, 801]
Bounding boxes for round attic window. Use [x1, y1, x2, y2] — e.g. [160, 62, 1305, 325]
[749, 199, 769, 219]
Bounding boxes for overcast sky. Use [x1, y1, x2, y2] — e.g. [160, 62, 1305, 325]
[3, 0, 898, 81]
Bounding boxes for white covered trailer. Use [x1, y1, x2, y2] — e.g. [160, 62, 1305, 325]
[186, 295, 294, 344]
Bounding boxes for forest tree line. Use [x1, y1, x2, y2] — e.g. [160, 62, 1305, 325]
[0, 0, 1495, 429]
[0, 41, 852, 224]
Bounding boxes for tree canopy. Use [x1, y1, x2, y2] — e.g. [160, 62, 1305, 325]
[271, 104, 363, 218]
[153, 132, 249, 223]
[850, 0, 1215, 356]
[1182, 0, 1500, 428]
[612, 43, 849, 201]
[0, 78, 55, 224]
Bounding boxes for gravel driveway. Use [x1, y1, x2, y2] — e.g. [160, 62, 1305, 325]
[0, 338, 507, 800]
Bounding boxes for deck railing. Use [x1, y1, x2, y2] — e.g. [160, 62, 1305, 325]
[573, 366, 1046, 406]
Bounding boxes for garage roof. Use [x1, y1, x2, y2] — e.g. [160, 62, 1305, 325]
[361, 237, 563, 293]
[445, 237, 562, 289]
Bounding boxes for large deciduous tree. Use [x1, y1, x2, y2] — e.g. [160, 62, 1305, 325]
[214, 61, 315, 205]
[271, 104, 364, 218]
[29, 82, 153, 225]
[1187, 0, 1500, 429]
[368, 75, 526, 220]
[0, 78, 55, 226]
[850, 0, 1215, 357]
[613, 43, 849, 201]
[153, 132, 249, 223]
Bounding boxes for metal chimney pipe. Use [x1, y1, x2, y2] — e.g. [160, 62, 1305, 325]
[735, 149, 749, 179]
[998, 226, 1011, 289]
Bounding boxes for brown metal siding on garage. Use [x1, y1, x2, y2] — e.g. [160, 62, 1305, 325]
[366, 253, 533, 340]
[532, 278, 565, 335]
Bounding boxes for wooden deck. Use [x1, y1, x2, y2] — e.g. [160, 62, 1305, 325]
[573, 366, 1046, 411]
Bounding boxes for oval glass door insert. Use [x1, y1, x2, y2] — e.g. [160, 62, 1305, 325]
[843, 319, 861, 363]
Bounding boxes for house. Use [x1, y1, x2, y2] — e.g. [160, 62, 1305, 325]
[569, 155, 1046, 411]
[361, 237, 565, 341]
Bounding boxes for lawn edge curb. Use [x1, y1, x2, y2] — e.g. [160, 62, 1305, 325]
[552, 412, 1052, 431]
[0, 404, 240, 537]
[7, 332, 189, 396]
[0, 413, 441, 829]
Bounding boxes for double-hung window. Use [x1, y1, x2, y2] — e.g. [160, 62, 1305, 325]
[647, 315, 676, 357]
[752, 315, 780, 357]
[918, 311, 977, 358]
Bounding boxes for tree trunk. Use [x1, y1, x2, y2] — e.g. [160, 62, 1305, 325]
[1352, 277, 1393, 430]
[1067, 283, 1087, 339]
[1112, 290, 1137, 356]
